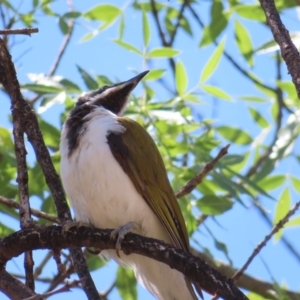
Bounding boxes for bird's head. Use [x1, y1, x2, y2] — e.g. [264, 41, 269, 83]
[76, 70, 149, 116]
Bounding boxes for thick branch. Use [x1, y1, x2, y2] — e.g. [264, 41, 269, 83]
[0, 37, 101, 300]
[259, 0, 300, 98]
[0, 225, 248, 300]
[0, 268, 41, 300]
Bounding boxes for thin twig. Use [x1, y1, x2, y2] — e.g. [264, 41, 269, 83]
[169, 0, 189, 45]
[29, 0, 75, 105]
[0, 28, 38, 36]
[23, 280, 81, 300]
[254, 200, 300, 263]
[232, 200, 300, 281]
[176, 144, 230, 198]
[48, 3, 74, 76]
[149, 0, 175, 72]
[0, 196, 60, 224]
[259, 0, 300, 98]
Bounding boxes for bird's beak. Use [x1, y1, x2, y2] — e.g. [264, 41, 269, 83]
[117, 70, 149, 91]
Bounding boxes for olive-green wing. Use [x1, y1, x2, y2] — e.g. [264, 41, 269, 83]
[107, 117, 189, 251]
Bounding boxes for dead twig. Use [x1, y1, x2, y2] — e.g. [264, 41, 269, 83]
[0, 28, 38, 36]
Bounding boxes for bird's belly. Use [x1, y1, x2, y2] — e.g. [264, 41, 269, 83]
[60, 134, 168, 242]
[60, 121, 195, 300]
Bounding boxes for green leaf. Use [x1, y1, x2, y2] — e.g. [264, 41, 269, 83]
[59, 79, 81, 93]
[146, 47, 180, 58]
[248, 107, 269, 128]
[217, 126, 252, 145]
[86, 253, 106, 271]
[286, 216, 300, 228]
[22, 84, 62, 94]
[76, 65, 98, 90]
[291, 177, 300, 193]
[63, 11, 82, 19]
[239, 96, 268, 103]
[59, 17, 69, 35]
[197, 195, 233, 215]
[225, 167, 273, 199]
[114, 40, 142, 55]
[118, 15, 125, 39]
[200, 39, 225, 83]
[84, 4, 120, 30]
[201, 84, 232, 101]
[116, 267, 137, 300]
[200, 0, 228, 47]
[274, 187, 291, 240]
[235, 5, 266, 22]
[276, 80, 297, 101]
[255, 175, 286, 192]
[39, 119, 61, 149]
[0, 223, 14, 237]
[142, 11, 150, 47]
[145, 69, 166, 81]
[175, 60, 188, 95]
[234, 20, 253, 67]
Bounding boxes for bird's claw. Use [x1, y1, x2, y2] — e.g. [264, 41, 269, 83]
[111, 222, 140, 258]
[62, 220, 93, 232]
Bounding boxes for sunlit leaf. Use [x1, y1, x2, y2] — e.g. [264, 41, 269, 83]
[200, 0, 228, 47]
[200, 39, 225, 83]
[291, 177, 300, 193]
[235, 5, 266, 22]
[146, 47, 180, 58]
[239, 96, 268, 103]
[248, 107, 269, 128]
[84, 4, 120, 30]
[217, 126, 252, 145]
[175, 60, 188, 95]
[142, 11, 150, 47]
[22, 84, 62, 94]
[116, 267, 137, 300]
[201, 84, 232, 101]
[145, 69, 166, 81]
[255, 175, 286, 192]
[234, 20, 253, 67]
[114, 40, 142, 55]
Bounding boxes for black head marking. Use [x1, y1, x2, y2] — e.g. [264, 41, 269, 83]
[65, 104, 95, 156]
[64, 71, 149, 156]
[75, 70, 149, 115]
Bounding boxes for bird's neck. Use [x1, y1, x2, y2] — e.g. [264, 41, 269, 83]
[62, 105, 124, 157]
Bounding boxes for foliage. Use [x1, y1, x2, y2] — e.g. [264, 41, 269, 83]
[0, 0, 299, 299]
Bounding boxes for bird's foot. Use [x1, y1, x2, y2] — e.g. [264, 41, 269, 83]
[62, 220, 93, 232]
[111, 222, 141, 257]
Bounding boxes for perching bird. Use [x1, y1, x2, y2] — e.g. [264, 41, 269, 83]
[60, 71, 202, 300]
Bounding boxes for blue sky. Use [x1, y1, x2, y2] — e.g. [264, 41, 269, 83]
[1, 1, 300, 299]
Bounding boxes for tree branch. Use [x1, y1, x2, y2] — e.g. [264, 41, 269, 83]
[0, 28, 39, 36]
[0, 37, 101, 300]
[0, 195, 60, 224]
[232, 200, 300, 281]
[0, 268, 41, 300]
[176, 144, 230, 198]
[259, 0, 300, 98]
[0, 225, 248, 300]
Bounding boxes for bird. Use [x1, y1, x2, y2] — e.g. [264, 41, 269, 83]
[60, 70, 202, 300]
